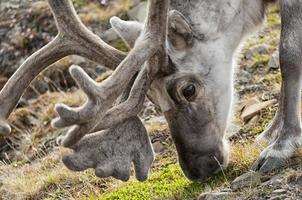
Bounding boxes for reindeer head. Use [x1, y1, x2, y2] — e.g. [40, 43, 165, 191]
[109, 11, 232, 181]
[109, 0, 256, 180]
[0, 0, 254, 182]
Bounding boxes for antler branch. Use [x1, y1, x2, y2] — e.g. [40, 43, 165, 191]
[52, 0, 169, 148]
[62, 117, 155, 182]
[0, 0, 126, 135]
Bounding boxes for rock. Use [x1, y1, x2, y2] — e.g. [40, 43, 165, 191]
[240, 97, 260, 111]
[238, 84, 264, 95]
[220, 188, 232, 193]
[0, 0, 20, 10]
[241, 99, 277, 123]
[8, 26, 24, 48]
[268, 50, 279, 70]
[246, 115, 260, 127]
[226, 123, 241, 138]
[244, 44, 270, 60]
[16, 97, 29, 108]
[152, 141, 165, 153]
[230, 171, 261, 191]
[272, 189, 287, 195]
[261, 174, 283, 187]
[198, 192, 231, 200]
[287, 174, 302, 187]
[269, 195, 288, 200]
[30, 1, 50, 16]
[127, 2, 148, 22]
[140, 101, 159, 121]
[236, 70, 252, 84]
[261, 92, 274, 101]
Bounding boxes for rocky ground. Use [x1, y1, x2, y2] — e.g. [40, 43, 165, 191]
[0, 1, 301, 200]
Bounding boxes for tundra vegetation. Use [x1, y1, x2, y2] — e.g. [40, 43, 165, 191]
[0, 1, 301, 200]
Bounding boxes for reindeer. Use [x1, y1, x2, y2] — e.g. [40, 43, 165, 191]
[0, 0, 301, 183]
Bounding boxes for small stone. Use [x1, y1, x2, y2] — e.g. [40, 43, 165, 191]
[198, 192, 230, 200]
[236, 70, 252, 84]
[31, 1, 50, 16]
[152, 141, 165, 153]
[272, 189, 287, 195]
[287, 175, 302, 187]
[241, 99, 277, 123]
[268, 50, 279, 70]
[241, 97, 260, 110]
[261, 175, 283, 187]
[244, 44, 270, 60]
[225, 123, 241, 138]
[238, 84, 264, 95]
[246, 115, 260, 127]
[269, 195, 288, 200]
[220, 188, 232, 193]
[230, 171, 261, 191]
[16, 97, 29, 108]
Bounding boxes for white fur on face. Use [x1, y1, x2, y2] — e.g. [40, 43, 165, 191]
[110, 0, 268, 134]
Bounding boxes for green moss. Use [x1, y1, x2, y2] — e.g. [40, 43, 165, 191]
[94, 162, 249, 200]
[260, 73, 282, 85]
[250, 54, 271, 69]
[98, 164, 200, 200]
[72, 0, 86, 8]
[112, 40, 129, 52]
[267, 12, 281, 27]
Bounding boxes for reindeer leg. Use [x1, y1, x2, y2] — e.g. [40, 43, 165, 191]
[253, 1, 302, 173]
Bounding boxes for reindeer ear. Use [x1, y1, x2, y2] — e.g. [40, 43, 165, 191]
[168, 10, 193, 50]
[110, 16, 143, 49]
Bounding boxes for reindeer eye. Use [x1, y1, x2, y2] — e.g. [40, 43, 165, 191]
[182, 84, 195, 100]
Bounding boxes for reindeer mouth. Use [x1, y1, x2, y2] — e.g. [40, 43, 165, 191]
[163, 94, 229, 181]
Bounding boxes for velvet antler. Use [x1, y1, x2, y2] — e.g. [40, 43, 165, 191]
[51, 0, 169, 148]
[0, 0, 169, 181]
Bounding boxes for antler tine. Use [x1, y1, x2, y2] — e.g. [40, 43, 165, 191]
[0, 0, 127, 135]
[52, 0, 169, 148]
[48, 0, 126, 66]
[96, 49, 168, 130]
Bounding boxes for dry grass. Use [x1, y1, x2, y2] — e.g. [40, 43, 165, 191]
[5, 91, 86, 163]
[0, 148, 124, 200]
[79, 0, 132, 24]
[0, 113, 287, 200]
